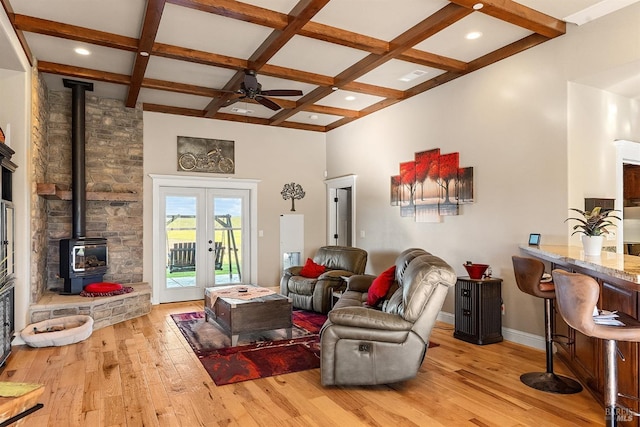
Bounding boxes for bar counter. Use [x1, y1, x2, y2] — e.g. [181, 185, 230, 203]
[520, 244, 640, 284]
[520, 244, 640, 424]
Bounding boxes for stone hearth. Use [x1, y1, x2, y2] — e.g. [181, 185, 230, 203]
[28, 282, 151, 330]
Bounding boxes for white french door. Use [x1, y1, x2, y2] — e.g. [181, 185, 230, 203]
[152, 176, 257, 304]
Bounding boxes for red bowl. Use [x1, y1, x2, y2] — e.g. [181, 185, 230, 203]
[464, 263, 489, 280]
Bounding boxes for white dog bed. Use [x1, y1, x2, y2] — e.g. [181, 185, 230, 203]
[21, 315, 94, 348]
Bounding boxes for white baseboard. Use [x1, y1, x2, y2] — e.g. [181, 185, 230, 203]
[437, 311, 545, 350]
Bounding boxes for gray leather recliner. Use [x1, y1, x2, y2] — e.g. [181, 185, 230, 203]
[280, 246, 368, 314]
[320, 248, 456, 386]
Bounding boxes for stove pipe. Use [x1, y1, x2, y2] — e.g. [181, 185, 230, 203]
[63, 79, 94, 239]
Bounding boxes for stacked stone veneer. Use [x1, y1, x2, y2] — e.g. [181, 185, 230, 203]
[44, 87, 144, 291]
[31, 67, 49, 304]
[29, 70, 148, 328]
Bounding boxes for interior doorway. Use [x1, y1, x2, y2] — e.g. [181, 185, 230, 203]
[616, 140, 640, 254]
[325, 175, 356, 246]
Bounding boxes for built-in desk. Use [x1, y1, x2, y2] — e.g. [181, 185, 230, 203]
[521, 245, 640, 426]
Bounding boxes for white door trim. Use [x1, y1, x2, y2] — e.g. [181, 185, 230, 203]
[150, 174, 260, 304]
[325, 174, 357, 246]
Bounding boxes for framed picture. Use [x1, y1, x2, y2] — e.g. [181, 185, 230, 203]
[177, 136, 235, 173]
[528, 233, 541, 246]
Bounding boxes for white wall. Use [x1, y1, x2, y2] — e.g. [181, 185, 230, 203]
[0, 6, 31, 331]
[568, 83, 640, 246]
[143, 113, 326, 288]
[325, 3, 640, 336]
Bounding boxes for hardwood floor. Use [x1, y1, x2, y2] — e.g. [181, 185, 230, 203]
[1, 301, 603, 426]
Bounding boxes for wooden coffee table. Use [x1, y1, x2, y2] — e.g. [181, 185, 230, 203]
[204, 285, 292, 346]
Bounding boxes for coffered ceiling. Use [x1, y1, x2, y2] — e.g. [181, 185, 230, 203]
[0, 0, 636, 132]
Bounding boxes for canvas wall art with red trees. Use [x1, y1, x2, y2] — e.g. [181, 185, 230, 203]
[391, 149, 473, 222]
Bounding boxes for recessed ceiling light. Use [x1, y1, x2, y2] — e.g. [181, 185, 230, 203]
[74, 47, 90, 56]
[309, 114, 319, 120]
[473, 3, 484, 10]
[399, 70, 428, 82]
[466, 31, 483, 40]
[345, 95, 356, 101]
[139, 51, 150, 57]
[332, 87, 339, 91]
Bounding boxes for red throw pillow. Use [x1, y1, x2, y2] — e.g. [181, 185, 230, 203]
[367, 265, 396, 306]
[84, 282, 123, 293]
[299, 258, 326, 278]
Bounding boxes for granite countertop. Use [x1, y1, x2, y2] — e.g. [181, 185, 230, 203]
[520, 244, 640, 284]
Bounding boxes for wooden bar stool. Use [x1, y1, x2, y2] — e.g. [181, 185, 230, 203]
[511, 256, 583, 394]
[552, 269, 640, 427]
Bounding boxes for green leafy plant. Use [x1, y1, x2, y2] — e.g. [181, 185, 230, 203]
[565, 207, 621, 236]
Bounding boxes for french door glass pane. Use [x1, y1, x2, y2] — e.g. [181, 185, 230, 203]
[165, 196, 197, 289]
[213, 197, 242, 284]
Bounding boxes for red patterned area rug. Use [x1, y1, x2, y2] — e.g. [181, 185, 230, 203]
[171, 310, 327, 386]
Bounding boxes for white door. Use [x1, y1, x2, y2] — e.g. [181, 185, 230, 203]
[159, 186, 250, 303]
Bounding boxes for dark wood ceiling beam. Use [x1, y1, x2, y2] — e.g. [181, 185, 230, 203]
[141, 78, 224, 97]
[12, 15, 139, 51]
[341, 81, 403, 99]
[214, 112, 271, 126]
[299, 22, 389, 55]
[37, 61, 131, 85]
[403, 71, 462, 98]
[466, 33, 548, 72]
[259, 64, 333, 86]
[153, 42, 247, 70]
[449, 0, 565, 38]
[126, 0, 166, 107]
[305, 104, 359, 118]
[399, 49, 467, 73]
[167, 0, 288, 29]
[143, 103, 205, 118]
[277, 120, 326, 133]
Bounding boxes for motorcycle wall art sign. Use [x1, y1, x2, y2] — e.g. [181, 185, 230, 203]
[177, 136, 235, 174]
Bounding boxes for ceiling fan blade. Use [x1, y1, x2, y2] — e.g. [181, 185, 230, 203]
[260, 89, 303, 97]
[255, 96, 281, 111]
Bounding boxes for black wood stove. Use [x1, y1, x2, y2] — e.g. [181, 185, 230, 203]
[59, 79, 108, 294]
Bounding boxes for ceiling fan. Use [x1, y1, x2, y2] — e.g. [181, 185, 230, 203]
[224, 69, 303, 111]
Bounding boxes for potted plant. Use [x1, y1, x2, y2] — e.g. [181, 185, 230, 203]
[565, 207, 621, 256]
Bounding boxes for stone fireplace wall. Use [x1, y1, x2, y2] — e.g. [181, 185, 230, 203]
[37, 83, 144, 294]
[30, 67, 49, 303]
